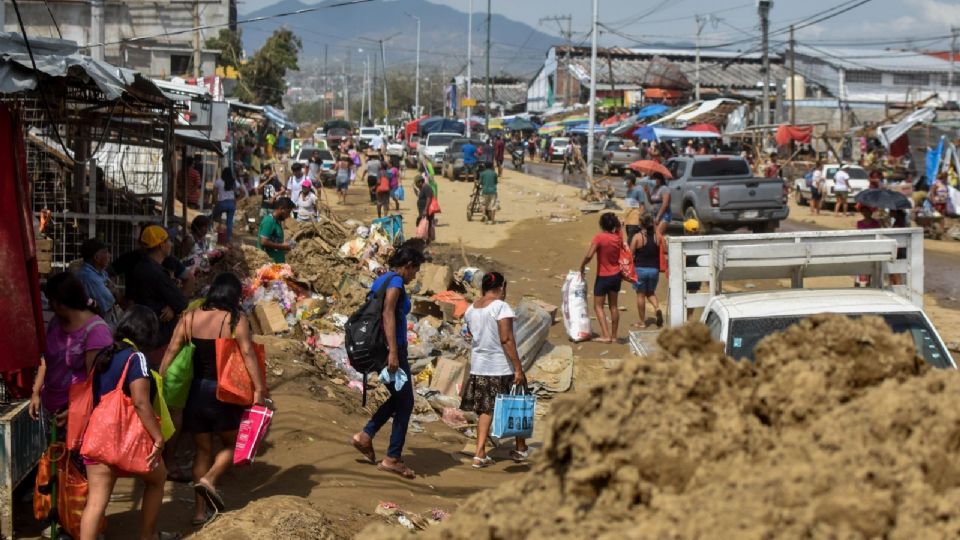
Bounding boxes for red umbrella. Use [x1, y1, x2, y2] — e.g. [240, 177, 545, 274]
[628, 160, 673, 179]
[686, 123, 721, 134]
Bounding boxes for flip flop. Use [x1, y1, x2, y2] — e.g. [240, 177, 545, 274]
[192, 482, 225, 513]
[351, 436, 376, 464]
[377, 461, 416, 479]
[472, 456, 495, 469]
[510, 450, 529, 462]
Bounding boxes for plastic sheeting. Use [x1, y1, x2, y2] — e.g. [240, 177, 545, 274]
[877, 106, 936, 150]
[418, 117, 466, 136]
[633, 126, 721, 141]
[514, 299, 552, 372]
[635, 104, 670, 119]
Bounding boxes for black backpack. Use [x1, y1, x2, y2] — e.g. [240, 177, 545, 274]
[345, 272, 402, 405]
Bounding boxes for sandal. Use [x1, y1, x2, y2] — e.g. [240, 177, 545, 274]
[191, 509, 216, 527]
[510, 450, 529, 462]
[377, 460, 416, 479]
[351, 436, 376, 464]
[472, 456, 495, 469]
[192, 481, 225, 513]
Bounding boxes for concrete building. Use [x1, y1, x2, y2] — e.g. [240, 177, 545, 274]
[527, 45, 787, 113]
[791, 45, 957, 104]
[3, 0, 235, 79]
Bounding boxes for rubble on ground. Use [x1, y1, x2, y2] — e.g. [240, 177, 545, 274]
[188, 495, 340, 540]
[368, 314, 960, 539]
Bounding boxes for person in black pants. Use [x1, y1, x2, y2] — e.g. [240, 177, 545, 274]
[350, 246, 426, 479]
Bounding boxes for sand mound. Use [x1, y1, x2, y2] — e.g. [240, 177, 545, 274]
[380, 314, 960, 539]
[188, 495, 338, 540]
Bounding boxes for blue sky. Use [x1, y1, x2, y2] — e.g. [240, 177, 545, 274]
[239, 0, 960, 51]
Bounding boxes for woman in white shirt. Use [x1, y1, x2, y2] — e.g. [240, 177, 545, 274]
[295, 179, 319, 222]
[460, 272, 528, 468]
[211, 167, 237, 242]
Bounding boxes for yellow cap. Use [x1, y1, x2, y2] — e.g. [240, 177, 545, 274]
[683, 218, 700, 233]
[140, 225, 169, 249]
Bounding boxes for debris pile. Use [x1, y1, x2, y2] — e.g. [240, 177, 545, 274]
[190, 495, 340, 540]
[373, 314, 960, 539]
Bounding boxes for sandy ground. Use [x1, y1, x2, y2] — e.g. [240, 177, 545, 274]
[15, 166, 960, 538]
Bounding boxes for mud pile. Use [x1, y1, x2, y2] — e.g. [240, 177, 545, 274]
[189, 495, 339, 540]
[387, 315, 960, 539]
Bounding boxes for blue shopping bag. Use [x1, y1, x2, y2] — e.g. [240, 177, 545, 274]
[393, 186, 405, 201]
[491, 385, 535, 439]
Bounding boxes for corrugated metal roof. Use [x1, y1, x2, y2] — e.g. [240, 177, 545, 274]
[794, 45, 954, 73]
[567, 56, 788, 90]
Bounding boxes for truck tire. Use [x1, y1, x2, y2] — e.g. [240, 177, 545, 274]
[683, 206, 711, 235]
[750, 221, 778, 234]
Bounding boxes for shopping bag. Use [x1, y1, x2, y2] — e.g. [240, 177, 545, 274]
[491, 385, 535, 439]
[215, 338, 267, 406]
[79, 357, 157, 475]
[234, 405, 274, 466]
[393, 186, 405, 201]
[163, 315, 195, 408]
[33, 442, 63, 521]
[66, 371, 95, 451]
[427, 196, 441, 216]
[58, 453, 104, 538]
[619, 242, 638, 283]
[151, 371, 175, 442]
[416, 217, 430, 240]
[376, 174, 391, 193]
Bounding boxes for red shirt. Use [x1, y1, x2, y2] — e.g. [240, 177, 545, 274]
[592, 231, 622, 277]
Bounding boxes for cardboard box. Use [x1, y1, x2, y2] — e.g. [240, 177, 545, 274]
[254, 301, 289, 334]
[418, 263, 453, 296]
[36, 261, 52, 275]
[429, 357, 470, 397]
[248, 313, 264, 335]
[35, 237, 53, 251]
[524, 296, 559, 324]
[411, 298, 443, 319]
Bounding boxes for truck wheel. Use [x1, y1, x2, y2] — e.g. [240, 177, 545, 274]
[683, 206, 710, 235]
[750, 221, 778, 234]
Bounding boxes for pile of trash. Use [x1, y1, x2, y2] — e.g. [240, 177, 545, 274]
[372, 314, 960, 539]
[190, 495, 340, 540]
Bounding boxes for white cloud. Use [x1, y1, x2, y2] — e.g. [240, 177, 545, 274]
[908, 0, 960, 26]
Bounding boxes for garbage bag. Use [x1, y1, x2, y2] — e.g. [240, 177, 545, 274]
[561, 271, 592, 342]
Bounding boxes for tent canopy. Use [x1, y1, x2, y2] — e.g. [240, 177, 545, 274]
[504, 117, 537, 131]
[569, 122, 607, 134]
[635, 104, 670, 120]
[634, 126, 721, 141]
[418, 117, 465, 136]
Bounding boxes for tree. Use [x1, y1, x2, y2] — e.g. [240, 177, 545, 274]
[236, 28, 302, 107]
[205, 28, 243, 70]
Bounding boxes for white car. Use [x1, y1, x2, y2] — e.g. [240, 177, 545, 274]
[548, 137, 570, 163]
[419, 132, 461, 169]
[359, 127, 383, 149]
[794, 164, 869, 206]
[701, 289, 954, 367]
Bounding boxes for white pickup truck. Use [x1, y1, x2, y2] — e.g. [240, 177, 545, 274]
[419, 132, 461, 170]
[630, 229, 954, 368]
[793, 164, 869, 207]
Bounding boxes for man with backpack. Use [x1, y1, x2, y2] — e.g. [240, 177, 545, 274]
[348, 245, 426, 480]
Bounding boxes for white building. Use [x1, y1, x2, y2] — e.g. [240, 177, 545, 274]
[2, 0, 233, 79]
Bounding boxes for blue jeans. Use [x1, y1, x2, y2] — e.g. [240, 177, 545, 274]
[633, 266, 660, 295]
[363, 352, 413, 459]
[211, 199, 236, 242]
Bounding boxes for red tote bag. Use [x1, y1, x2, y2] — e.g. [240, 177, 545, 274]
[215, 338, 267, 406]
[618, 242, 637, 283]
[79, 357, 156, 475]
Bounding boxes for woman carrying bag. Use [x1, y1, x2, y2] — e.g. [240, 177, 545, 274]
[79, 306, 180, 540]
[160, 272, 266, 526]
[460, 272, 529, 468]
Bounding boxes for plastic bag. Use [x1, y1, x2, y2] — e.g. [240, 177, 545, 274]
[561, 271, 592, 342]
[491, 386, 535, 438]
[215, 338, 267, 406]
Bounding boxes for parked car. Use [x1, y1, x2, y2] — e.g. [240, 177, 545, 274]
[594, 137, 642, 176]
[547, 137, 570, 163]
[358, 127, 384, 150]
[794, 164, 870, 207]
[441, 138, 482, 181]
[664, 155, 790, 234]
[291, 147, 336, 186]
[419, 132, 461, 170]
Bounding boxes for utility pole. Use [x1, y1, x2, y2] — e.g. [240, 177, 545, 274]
[758, 0, 773, 125]
[406, 13, 421, 117]
[360, 56, 366, 126]
[539, 15, 573, 105]
[324, 44, 329, 119]
[789, 24, 796, 124]
[193, 0, 201, 78]
[380, 39, 388, 119]
[587, 0, 598, 184]
[90, 0, 105, 62]
[466, 0, 473, 136]
[345, 49, 351, 123]
[950, 26, 958, 100]
[694, 15, 706, 101]
[485, 0, 491, 133]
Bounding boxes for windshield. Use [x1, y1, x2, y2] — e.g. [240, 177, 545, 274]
[317, 150, 334, 161]
[553, 139, 569, 147]
[606, 141, 624, 151]
[826, 167, 868, 180]
[328, 128, 348, 136]
[690, 158, 750, 177]
[427, 134, 457, 147]
[361, 128, 381, 136]
[727, 313, 951, 367]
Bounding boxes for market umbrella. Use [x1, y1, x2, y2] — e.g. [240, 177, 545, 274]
[538, 124, 564, 135]
[686, 123, 721, 134]
[854, 189, 912, 210]
[628, 160, 673, 179]
[504, 117, 537, 131]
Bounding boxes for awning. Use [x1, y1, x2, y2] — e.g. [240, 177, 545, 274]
[569, 123, 607, 134]
[175, 129, 227, 155]
[652, 98, 741, 126]
[263, 105, 297, 130]
[635, 104, 670, 119]
[633, 126, 720, 142]
[686, 123, 721, 135]
[877, 106, 937, 150]
[775, 124, 814, 146]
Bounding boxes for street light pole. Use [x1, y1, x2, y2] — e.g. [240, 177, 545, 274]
[586, 0, 598, 184]
[466, 0, 473, 136]
[406, 13, 421, 117]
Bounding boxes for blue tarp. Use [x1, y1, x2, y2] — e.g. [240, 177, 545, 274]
[633, 126, 721, 141]
[504, 118, 537, 131]
[263, 105, 297, 130]
[925, 136, 944, 190]
[568, 122, 607, 134]
[634, 104, 669, 120]
[418, 117, 465, 136]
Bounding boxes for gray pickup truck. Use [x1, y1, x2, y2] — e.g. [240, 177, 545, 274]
[663, 155, 789, 234]
[594, 137, 641, 176]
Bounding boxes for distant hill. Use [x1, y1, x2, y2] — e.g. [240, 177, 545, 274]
[239, 0, 559, 77]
